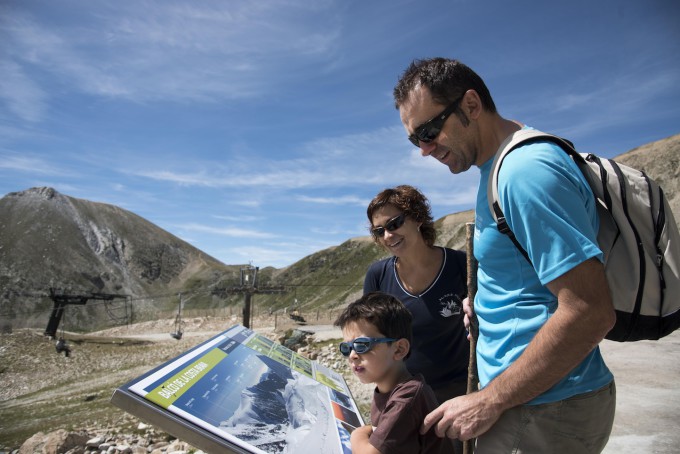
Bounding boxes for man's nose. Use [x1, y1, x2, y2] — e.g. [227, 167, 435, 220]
[419, 141, 437, 157]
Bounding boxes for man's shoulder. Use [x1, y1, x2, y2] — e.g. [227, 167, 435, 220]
[499, 139, 580, 190]
[506, 139, 566, 165]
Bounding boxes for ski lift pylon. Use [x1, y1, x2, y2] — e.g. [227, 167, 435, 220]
[170, 293, 184, 340]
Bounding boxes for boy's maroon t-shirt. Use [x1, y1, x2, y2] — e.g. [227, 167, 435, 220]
[369, 374, 452, 454]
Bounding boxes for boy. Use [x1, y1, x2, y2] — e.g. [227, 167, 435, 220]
[334, 291, 451, 454]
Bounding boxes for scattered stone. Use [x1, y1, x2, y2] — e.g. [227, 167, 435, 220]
[85, 436, 105, 448]
[15, 428, 195, 454]
[4, 325, 373, 452]
[18, 430, 89, 454]
[17, 432, 45, 454]
[280, 329, 313, 351]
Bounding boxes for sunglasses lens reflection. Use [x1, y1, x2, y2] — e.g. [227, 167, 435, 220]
[421, 126, 440, 142]
[372, 214, 405, 237]
[339, 339, 373, 356]
[353, 341, 370, 353]
[387, 216, 403, 230]
[339, 343, 351, 356]
[407, 94, 463, 148]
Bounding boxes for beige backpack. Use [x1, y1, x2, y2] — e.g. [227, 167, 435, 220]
[488, 129, 680, 341]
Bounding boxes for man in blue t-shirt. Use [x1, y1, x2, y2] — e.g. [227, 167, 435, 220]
[392, 58, 616, 453]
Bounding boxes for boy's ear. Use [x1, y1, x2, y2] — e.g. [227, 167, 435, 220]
[393, 338, 410, 361]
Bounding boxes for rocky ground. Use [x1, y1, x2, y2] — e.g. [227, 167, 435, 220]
[0, 316, 372, 454]
[1, 316, 679, 454]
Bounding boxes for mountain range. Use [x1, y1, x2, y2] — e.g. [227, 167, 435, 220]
[1, 133, 678, 328]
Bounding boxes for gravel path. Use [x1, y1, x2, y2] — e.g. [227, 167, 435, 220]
[1, 318, 678, 453]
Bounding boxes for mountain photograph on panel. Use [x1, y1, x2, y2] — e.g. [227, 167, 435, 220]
[111, 325, 361, 454]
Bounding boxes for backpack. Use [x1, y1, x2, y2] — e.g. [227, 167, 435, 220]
[488, 129, 680, 342]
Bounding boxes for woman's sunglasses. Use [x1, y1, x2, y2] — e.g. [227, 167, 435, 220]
[339, 336, 397, 357]
[371, 213, 406, 237]
[407, 94, 465, 147]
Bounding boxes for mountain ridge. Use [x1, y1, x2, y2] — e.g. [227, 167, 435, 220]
[2, 133, 678, 327]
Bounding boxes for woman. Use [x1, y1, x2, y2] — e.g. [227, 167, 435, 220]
[364, 185, 469, 405]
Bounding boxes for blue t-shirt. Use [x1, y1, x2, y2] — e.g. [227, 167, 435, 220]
[364, 247, 469, 389]
[475, 136, 613, 405]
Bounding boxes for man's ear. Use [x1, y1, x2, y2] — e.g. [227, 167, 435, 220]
[462, 89, 483, 120]
[393, 338, 410, 361]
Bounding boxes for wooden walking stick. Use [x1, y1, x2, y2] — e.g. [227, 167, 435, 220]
[463, 222, 479, 454]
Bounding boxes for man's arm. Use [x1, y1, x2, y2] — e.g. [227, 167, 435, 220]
[422, 257, 615, 440]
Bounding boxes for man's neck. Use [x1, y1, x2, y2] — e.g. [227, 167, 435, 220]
[477, 115, 523, 166]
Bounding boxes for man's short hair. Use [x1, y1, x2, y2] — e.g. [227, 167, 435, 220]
[393, 57, 497, 114]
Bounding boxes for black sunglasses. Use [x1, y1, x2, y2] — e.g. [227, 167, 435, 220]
[408, 93, 465, 147]
[339, 336, 397, 357]
[371, 213, 406, 237]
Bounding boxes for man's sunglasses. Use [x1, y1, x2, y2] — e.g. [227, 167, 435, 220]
[371, 213, 406, 238]
[408, 93, 465, 147]
[339, 337, 397, 357]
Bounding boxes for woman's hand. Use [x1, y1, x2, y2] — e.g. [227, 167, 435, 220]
[463, 297, 477, 340]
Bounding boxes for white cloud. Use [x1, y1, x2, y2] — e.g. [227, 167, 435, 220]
[223, 245, 293, 269]
[0, 60, 47, 122]
[213, 214, 262, 222]
[298, 195, 369, 206]
[516, 65, 680, 142]
[225, 236, 339, 269]
[129, 125, 460, 193]
[177, 222, 276, 239]
[0, 152, 60, 175]
[1, 0, 344, 114]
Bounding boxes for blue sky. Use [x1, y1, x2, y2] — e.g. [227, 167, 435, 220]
[1, 0, 679, 269]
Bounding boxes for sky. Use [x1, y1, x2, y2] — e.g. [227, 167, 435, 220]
[1, 0, 679, 269]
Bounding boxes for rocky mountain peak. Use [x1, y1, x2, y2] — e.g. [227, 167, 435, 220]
[0, 187, 230, 303]
[10, 186, 59, 200]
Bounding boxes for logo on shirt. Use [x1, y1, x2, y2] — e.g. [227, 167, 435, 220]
[438, 293, 463, 317]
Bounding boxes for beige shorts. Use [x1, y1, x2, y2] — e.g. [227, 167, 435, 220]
[475, 380, 616, 454]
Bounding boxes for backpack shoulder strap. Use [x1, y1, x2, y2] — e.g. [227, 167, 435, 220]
[487, 128, 582, 263]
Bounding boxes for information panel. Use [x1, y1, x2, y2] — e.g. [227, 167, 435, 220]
[111, 325, 363, 454]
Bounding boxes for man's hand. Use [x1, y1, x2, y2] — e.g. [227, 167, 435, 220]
[427, 258, 615, 442]
[421, 391, 503, 441]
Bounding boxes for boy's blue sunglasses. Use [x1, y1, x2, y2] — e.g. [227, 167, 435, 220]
[339, 337, 397, 356]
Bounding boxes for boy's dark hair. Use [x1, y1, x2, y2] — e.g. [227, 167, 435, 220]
[334, 292, 413, 358]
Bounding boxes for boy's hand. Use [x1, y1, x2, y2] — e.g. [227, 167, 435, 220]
[350, 425, 381, 454]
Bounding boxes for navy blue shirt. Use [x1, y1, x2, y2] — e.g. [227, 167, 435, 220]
[364, 247, 469, 390]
